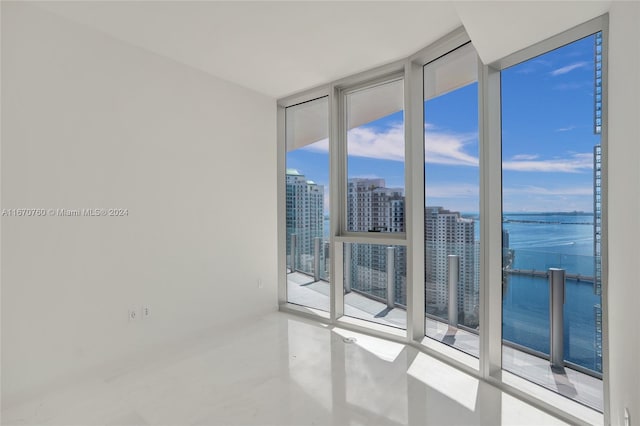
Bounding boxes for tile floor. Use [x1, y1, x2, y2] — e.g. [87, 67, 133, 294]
[3, 311, 578, 426]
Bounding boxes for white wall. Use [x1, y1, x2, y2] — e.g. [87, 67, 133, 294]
[607, 2, 640, 424]
[1, 2, 277, 405]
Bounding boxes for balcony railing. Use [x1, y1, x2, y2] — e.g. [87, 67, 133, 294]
[286, 236, 602, 410]
[287, 233, 330, 282]
[503, 248, 601, 375]
[287, 236, 601, 375]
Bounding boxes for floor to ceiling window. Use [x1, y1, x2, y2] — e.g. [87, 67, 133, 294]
[423, 43, 480, 358]
[343, 78, 407, 329]
[500, 32, 603, 411]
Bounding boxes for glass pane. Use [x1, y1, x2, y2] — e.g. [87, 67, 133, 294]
[346, 79, 405, 233]
[423, 43, 480, 359]
[501, 34, 603, 411]
[285, 97, 330, 312]
[343, 243, 407, 329]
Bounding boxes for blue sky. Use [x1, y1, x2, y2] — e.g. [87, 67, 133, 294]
[287, 34, 600, 214]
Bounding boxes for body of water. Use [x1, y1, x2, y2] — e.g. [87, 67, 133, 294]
[502, 212, 600, 372]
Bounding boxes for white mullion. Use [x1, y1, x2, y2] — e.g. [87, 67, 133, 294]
[330, 84, 345, 321]
[478, 61, 503, 380]
[277, 104, 287, 307]
[406, 59, 426, 341]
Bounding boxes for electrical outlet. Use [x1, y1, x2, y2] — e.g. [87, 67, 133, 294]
[128, 308, 139, 322]
[257, 279, 264, 289]
[142, 305, 151, 319]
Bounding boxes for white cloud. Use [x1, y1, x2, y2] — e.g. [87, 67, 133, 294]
[510, 154, 539, 161]
[555, 126, 576, 132]
[503, 152, 592, 173]
[425, 130, 479, 166]
[516, 59, 552, 75]
[301, 124, 592, 174]
[347, 124, 405, 161]
[303, 123, 480, 167]
[550, 61, 588, 76]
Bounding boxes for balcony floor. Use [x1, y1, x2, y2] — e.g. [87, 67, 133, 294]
[287, 271, 603, 412]
[288, 271, 406, 328]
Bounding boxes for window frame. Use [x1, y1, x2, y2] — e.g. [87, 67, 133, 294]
[421, 40, 481, 364]
[276, 15, 609, 425]
[338, 73, 407, 240]
[483, 16, 609, 423]
[277, 87, 331, 311]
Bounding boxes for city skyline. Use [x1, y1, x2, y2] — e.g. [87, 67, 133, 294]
[286, 170, 478, 316]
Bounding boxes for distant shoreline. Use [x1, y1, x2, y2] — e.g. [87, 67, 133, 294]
[503, 211, 593, 216]
[323, 211, 594, 219]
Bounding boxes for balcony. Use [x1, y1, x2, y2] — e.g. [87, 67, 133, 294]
[286, 246, 603, 412]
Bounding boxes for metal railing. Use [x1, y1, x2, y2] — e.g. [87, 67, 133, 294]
[549, 268, 565, 368]
[287, 234, 330, 282]
[448, 254, 459, 327]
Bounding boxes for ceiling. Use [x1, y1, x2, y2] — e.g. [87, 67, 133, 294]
[33, 1, 612, 99]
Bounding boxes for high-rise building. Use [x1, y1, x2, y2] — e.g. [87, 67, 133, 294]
[594, 138, 603, 373]
[286, 169, 324, 274]
[347, 178, 403, 233]
[425, 206, 478, 327]
[593, 145, 602, 296]
[593, 31, 603, 369]
[594, 31, 603, 135]
[346, 178, 407, 305]
[345, 180, 477, 315]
